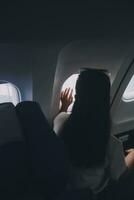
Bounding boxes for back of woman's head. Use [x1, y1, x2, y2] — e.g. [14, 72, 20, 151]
[61, 68, 111, 168]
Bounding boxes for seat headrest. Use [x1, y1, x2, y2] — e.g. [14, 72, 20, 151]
[0, 103, 23, 145]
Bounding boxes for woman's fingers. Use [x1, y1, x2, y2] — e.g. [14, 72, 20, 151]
[62, 88, 70, 97]
[61, 89, 68, 99]
[126, 149, 134, 153]
[64, 88, 68, 96]
[69, 89, 73, 101]
[61, 88, 73, 103]
[65, 88, 70, 97]
[60, 91, 63, 99]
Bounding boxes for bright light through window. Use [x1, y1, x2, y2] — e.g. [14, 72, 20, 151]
[60, 74, 79, 112]
[0, 82, 21, 106]
[122, 75, 134, 102]
[60, 71, 111, 111]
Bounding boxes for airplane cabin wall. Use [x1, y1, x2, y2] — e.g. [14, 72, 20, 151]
[32, 41, 69, 120]
[51, 38, 132, 118]
[0, 42, 69, 120]
[0, 39, 133, 124]
[0, 43, 32, 102]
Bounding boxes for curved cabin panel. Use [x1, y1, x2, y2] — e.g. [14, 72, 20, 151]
[0, 43, 32, 102]
[51, 39, 133, 118]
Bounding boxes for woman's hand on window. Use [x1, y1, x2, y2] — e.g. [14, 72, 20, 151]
[60, 88, 73, 112]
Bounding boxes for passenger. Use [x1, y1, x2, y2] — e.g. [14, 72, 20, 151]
[54, 68, 134, 199]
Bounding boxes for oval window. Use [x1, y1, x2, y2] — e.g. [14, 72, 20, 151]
[122, 75, 134, 102]
[0, 82, 21, 106]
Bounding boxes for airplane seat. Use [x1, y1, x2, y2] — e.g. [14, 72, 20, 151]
[55, 188, 93, 200]
[0, 103, 27, 197]
[16, 101, 69, 198]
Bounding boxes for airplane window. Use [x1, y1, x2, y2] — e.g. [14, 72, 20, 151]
[122, 75, 134, 102]
[113, 74, 134, 126]
[60, 71, 110, 112]
[0, 82, 21, 106]
[60, 74, 79, 112]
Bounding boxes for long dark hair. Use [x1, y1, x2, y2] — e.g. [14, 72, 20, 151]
[61, 68, 111, 168]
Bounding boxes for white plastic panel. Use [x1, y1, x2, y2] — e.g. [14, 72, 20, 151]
[51, 39, 131, 118]
[122, 75, 134, 102]
[0, 82, 21, 106]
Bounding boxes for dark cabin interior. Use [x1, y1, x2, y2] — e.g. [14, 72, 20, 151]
[0, 2, 134, 200]
[1, 2, 134, 119]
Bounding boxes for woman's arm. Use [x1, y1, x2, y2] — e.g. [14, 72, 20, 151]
[53, 88, 73, 135]
[125, 149, 134, 169]
[52, 88, 73, 120]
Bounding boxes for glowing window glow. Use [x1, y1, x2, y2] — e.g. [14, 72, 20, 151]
[122, 75, 134, 102]
[60, 71, 111, 111]
[0, 82, 21, 106]
[60, 74, 79, 112]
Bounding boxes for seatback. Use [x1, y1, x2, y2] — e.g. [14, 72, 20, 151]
[56, 189, 93, 200]
[0, 103, 26, 197]
[16, 101, 69, 198]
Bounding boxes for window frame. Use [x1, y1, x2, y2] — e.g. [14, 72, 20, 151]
[0, 81, 21, 106]
[111, 59, 134, 134]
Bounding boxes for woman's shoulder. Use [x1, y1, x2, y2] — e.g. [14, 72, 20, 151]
[54, 112, 70, 123]
[54, 112, 70, 135]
